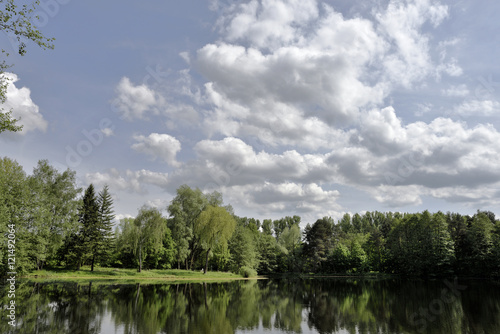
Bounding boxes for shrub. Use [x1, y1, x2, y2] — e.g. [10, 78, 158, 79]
[239, 266, 257, 278]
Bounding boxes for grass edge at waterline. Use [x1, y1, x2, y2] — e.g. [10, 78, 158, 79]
[20, 266, 264, 282]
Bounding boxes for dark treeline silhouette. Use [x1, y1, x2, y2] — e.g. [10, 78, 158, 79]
[1, 157, 499, 278]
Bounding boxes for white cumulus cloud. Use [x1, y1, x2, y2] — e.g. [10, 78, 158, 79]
[131, 133, 182, 167]
[112, 77, 163, 120]
[1, 73, 48, 135]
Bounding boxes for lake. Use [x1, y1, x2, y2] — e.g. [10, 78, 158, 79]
[1, 278, 499, 333]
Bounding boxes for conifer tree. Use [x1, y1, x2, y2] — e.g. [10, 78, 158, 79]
[77, 184, 99, 271]
[96, 185, 115, 266]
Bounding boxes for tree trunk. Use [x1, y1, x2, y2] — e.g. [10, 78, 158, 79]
[138, 243, 142, 273]
[190, 252, 195, 271]
[204, 248, 211, 274]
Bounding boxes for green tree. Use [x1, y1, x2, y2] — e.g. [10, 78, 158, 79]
[0, 0, 55, 133]
[277, 223, 302, 271]
[229, 224, 259, 275]
[262, 219, 273, 235]
[257, 233, 280, 274]
[143, 227, 175, 269]
[96, 185, 115, 266]
[167, 185, 224, 270]
[113, 218, 137, 268]
[131, 206, 166, 272]
[0, 109, 22, 133]
[77, 184, 100, 271]
[0, 157, 32, 274]
[196, 205, 236, 273]
[338, 213, 352, 235]
[166, 213, 191, 269]
[167, 185, 207, 270]
[327, 244, 351, 273]
[365, 229, 385, 271]
[429, 211, 454, 275]
[56, 231, 81, 268]
[465, 212, 494, 275]
[26, 160, 80, 269]
[303, 217, 334, 272]
[491, 219, 500, 276]
[348, 240, 368, 272]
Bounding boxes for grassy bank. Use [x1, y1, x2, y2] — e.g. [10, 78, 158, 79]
[266, 271, 396, 280]
[22, 267, 259, 282]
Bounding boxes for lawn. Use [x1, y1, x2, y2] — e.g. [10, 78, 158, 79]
[23, 267, 255, 282]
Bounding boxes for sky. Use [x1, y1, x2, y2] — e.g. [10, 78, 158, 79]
[1, 0, 499, 225]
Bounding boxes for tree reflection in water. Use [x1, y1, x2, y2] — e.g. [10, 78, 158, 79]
[1, 278, 499, 334]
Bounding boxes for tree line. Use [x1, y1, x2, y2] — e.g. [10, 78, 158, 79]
[1, 156, 499, 278]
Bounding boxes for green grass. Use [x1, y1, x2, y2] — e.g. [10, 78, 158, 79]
[23, 267, 256, 282]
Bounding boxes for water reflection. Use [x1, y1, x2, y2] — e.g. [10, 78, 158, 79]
[0, 278, 499, 334]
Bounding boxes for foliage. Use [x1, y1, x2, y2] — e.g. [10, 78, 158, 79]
[239, 266, 258, 278]
[27, 160, 80, 269]
[0, 0, 55, 133]
[0, 157, 31, 274]
[96, 185, 115, 266]
[1, 157, 500, 278]
[76, 184, 100, 271]
[196, 205, 236, 273]
[167, 185, 207, 270]
[129, 206, 168, 272]
[229, 224, 259, 274]
[303, 217, 334, 272]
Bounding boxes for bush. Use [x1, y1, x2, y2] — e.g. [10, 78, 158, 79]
[239, 266, 257, 278]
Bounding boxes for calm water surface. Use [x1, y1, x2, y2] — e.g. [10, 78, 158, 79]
[1, 278, 499, 334]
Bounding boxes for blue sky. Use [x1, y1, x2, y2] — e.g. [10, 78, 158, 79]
[1, 0, 499, 224]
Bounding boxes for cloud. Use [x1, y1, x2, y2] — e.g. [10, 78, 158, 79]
[442, 84, 470, 97]
[169, 137, 335, 189]
[131, 133, 182, 167]
[101, 128, 114, 137]
[109, 0, 459, 151]
[86, 168, 169, 194]
[223, 182, 343, 221]
[102, 0, 500, 218]
[376, 0, 451, 86]
[1, 73, 48, 135]
[112, 77, 163, 120]
[187, 0, 460, 151]
[115, 213, 134, 222]
[143, 198, 170, 211]
[196, 17, 388, 129]
[90, 107, 500, 215]
[220, 0, 320, 50]
[371, 185, 424, 207]
[359, 106, 408, 155]
[454, 99, 500, 116]
[343, 111, 500, 206]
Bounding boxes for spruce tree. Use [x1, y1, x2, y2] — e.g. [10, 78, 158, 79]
[97, 185, 115, 266]
[77, 184, 99, 271]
